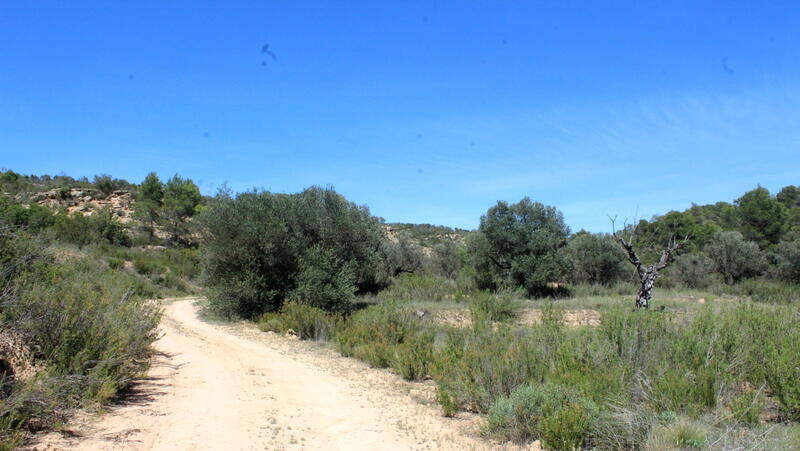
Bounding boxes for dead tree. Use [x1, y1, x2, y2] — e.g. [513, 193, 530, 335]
[611, 217, 689, 309]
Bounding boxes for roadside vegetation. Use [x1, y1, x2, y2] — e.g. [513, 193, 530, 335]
[202, 183, 800, 450]
[3, 167, 800, 450]
[0, 170, 201, 448]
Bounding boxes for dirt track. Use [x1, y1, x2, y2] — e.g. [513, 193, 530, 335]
[30, 298, 514, 451]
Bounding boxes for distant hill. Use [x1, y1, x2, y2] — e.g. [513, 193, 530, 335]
[385, 222, 470, 248]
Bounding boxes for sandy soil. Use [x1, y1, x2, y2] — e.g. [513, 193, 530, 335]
[28, 298, 520, 451]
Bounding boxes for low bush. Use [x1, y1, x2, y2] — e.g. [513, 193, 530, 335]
[485, 383, 597, 450]
[377, 273, 462, 303]
[468, 290, 517, 324]
[715, 279, 800, 304]
[728, 387, 766, 425]
[0, 230, 161, 444]
[133, 257, 162, 275]
[49, 209, 130, 247]
[257, 301, 339, 341]
[644, 418, 707, 451]
[334, 302, 432, 379]
[391, 329, 434, 381]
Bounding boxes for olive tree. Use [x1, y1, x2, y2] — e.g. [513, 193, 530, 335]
[199, 186, 386, 318]
[704, 231, 766, 284]
[563, 232, 628, 286]
[467, 197, 570, 297]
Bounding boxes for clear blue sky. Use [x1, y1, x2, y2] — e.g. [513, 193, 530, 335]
[2, 2, 799, 232]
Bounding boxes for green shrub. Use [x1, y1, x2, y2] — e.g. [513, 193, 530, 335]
[644, 418, 707, 451]
[288, 245, 357, 312]
[335, 302, 424, 369]
[431, 327, 549, 413]
[468, 290, 517, 324]
[392, 330, 434, 381]
[0, 232, 161, 439]
[728, 387, 766, 425]
[133, 257, 161, 275]
[705, 231, 766, 283]
[485, 383, 596, 449]
[772, 239, 800, 283]
[106, 257, 124, 270]
[563, 232, 628, 286]
[670, 252, 715, 288]
[200, 186, 387, 318]
[377, 273, 460, 303]
[719, 279, 800, 304]
[437, 389, 459, 417]
[276, 301, 339, 341]
[50, 209, 130, 247]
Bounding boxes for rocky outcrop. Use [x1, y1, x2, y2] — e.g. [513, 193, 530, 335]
[32, 188, 135, 223]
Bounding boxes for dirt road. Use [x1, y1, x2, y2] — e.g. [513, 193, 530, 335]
[30, 298, 514, 451]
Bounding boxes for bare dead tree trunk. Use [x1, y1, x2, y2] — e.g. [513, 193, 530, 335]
[611, 218, 688, 309]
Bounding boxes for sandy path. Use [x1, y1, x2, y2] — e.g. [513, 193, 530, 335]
[29, 298, 516, 451]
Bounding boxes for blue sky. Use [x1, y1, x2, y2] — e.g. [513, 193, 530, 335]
[1, 1, 799, 231]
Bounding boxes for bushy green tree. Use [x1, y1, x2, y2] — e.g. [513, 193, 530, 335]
[199, 186, 386, 318]
[0, 196, 55, 231]
[563, 231, 628, 285]
[427, 240, 460, 279]
[777, 185, 800, 209]
[162, 175, 201, 245]
[704, 231, 765, 283]
[771, 239, 800, 283]
[382, 231, 425, 277]
[467, 198, 570, 297]
[133, 172, 164, 240]
[670, 252, 715, 288]
[736, 187, 788, 247]
[50, 208, 130, 247]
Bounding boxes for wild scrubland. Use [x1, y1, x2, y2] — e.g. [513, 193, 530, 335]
[2, 168, 800, 450]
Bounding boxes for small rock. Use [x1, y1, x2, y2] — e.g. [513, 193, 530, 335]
[529, 440, 542, 451]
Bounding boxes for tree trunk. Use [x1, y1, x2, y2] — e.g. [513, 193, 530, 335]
[612, 219, 688, 310]
[635, 270, 658, 309]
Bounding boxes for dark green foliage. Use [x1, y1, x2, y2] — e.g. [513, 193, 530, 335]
[289, 245, 357, 311]
[93, 174, 120, 197]
[0, 170, 94, 198]
[736, 186, 789, 248]
[200, 186, 386, 318]
[486, 383, 597, 449]
[382, 231, 425, 277]
[670, 252, 715, 288]
[133, 172, 164, 240]
[705, 231, 765, 283]
[0, 197, 54, 232]
[50, 209, 130, 247]
[564, 231, 628, 285]
[427, 240, 460, 279]
[772, 239, 800, 283]
[468, 198, 570, 297]
[161, 175, 201, 246]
